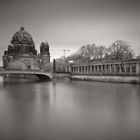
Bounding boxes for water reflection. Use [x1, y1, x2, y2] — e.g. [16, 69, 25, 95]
[0, 79, 140, 140]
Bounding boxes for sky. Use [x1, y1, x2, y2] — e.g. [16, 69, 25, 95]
[0, 0, 140, 64]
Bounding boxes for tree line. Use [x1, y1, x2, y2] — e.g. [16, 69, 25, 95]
[63, 40, 134, 64]
[54, 40, 136, 72]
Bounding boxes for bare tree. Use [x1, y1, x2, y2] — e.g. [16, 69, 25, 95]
[95, 45, 107, 59]
[106, 40, 134, 60]
[76, 44, 106, 61]
[77, 44, 96, 61]
[64, 44, 107, 63]
[65, 53, 84, 63]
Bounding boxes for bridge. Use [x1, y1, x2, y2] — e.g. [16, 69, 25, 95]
[0, 70, 52, 81]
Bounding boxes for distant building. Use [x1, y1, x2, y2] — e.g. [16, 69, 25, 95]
[3, 26, 50, 71]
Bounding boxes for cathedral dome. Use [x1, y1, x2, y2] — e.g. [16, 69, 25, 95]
[11, 27, 35, 46]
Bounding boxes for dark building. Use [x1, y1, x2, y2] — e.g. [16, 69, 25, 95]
[3, 26, 50, 71]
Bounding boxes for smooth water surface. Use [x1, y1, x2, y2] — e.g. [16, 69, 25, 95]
[0, 78, 140, 140]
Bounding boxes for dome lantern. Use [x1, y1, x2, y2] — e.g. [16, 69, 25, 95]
[20, 26, 24, 31]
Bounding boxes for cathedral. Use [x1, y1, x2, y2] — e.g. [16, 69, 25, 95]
[3, 26, 50, 71]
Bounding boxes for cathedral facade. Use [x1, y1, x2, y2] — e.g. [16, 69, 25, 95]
[3, 27, 50, 71]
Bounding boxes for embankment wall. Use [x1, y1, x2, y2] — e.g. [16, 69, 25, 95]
[71, 75, 140, 83]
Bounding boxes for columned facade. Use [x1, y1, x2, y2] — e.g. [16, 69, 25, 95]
[66, 60, 140, 76]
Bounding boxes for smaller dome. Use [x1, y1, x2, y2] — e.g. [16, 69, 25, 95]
[40, 41, 50, 56]
[11, 27, 35, 46]
[40, 41, 49, 48]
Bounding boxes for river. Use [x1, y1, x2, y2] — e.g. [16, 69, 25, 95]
[0, 78, 140, 140]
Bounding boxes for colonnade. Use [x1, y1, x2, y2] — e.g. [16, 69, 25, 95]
[66, 60, 140, 75]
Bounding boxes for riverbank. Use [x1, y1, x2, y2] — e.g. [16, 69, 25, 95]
[52, 73, 70, 78]
[71, 75, 140, 84]
[53, 73, 140, 84]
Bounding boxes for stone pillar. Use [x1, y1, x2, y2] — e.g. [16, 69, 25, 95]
[130, 63, 132, 74]
[105, 65, 108, 74]
[69, 66, 71, 73]
[74, 67, 75, 74]
[94, 65, 95, 73]
[125, 64, 128, 74]
[82, 66, 84, 74]
[71, 67, 73, 73]
[92, 65, 94, 74]
[97, 65, 99, 73]
[131, 63, 136, 74]
[83, 66, 85, 74]
[80, 66, 82, 74]
[100, 65, 103, 74]
[86, 66, 88, 74]
[110, 64, 113, 74]
[87, 66, 89, 74]
[65, 66, 68, 73]
[94, 65, 96, 73]
[106, 65, 108, 74]
[108, 65, 110, 74]
[119, 64, 121, 74]
[113, 64, 116, 74]
[102, 65, 104, 74]
[74, 66, 76, 74]
[26, 46, 28, 53]
[95, 65, 97, 73]
[100, 65, 103, 73]
[73, 67, 75, 74]
[104, 65, 106, 74]
[124, 64, 127, 73]
[116, 64, 119, 74]
[76, 66, 78, 74]
[78, 66, 80, 74]
[85, 66, 87, 74]
[109, 65, 112, 74]
[136, 62, 140, 75]
[90, 66, 92, 74]
[98, 65, 100, 73]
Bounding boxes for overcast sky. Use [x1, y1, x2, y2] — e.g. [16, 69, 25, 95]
[0, 0, 140, 63]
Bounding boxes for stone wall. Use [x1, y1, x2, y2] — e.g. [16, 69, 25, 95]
[71, 75, 140, 83]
